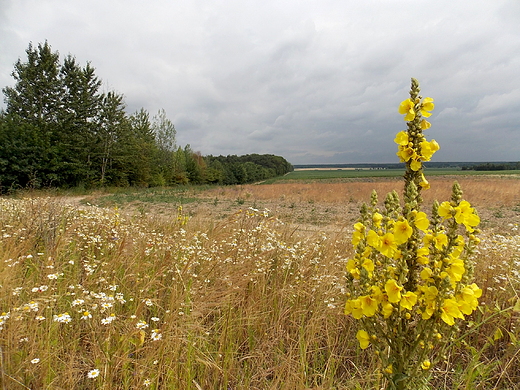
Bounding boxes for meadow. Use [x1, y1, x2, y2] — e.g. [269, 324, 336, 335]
[0, 175, 519, 389]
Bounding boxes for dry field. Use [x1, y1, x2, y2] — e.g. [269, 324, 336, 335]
[175, 177, 520, 234]
[1, 176, 519, 389]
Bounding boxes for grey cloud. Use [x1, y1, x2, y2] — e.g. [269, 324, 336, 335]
[1, 0, 519, 164]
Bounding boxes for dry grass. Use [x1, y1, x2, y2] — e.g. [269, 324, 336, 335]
[0, 177, 519, 389]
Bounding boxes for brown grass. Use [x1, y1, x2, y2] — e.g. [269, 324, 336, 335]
[201, 177, 520, 208]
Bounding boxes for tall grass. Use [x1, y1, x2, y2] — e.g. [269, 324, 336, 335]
[0, 195, 518, 389]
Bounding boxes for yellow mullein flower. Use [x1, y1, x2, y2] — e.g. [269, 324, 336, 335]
[382, 302, 394, 318]
[420, 119, 431, 130]
[420, 140, 440, 161]
[347, 259, 361, 279]
[345, 299, 363, 319]
[385, 279, 403, 303]
[440, 298, 464, 326]
[419, 173, 430, 189]
[356, 329, 371, 349]
[420, 267, 433, 281]
[372, 212, 383, 226]
[414, 212, 430, 232]
[354, 222, 365, 231]
[367, 229, 380, 249]
[458, 287, 479, 315]
[454, 200, 480, 231]
[445, 257, 465, 283]
[397, 146, 417, 162]
[433, 233, 448, 250]
[420, 97, 434, 117]
[399, 98, 416, 121]
[352, 230, 364, 246]
[400, 291, 418, 310]
[380, 233, 397, 257]
[371, 285, 384, 303]
[360, 295, 378, 317]
[438, 201, 454, 219]
[410, 158, 422, 171]
[393, 220, 413, 245]
[362, 258, 375, 277]
[394, 131, 409, 145]
[417, 246, 430, 265]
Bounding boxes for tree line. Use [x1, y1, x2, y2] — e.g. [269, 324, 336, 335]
[461, 162, 520, 171]
[0, 42, 292, 192]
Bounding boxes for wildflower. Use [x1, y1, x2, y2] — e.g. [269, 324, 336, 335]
[361, 258, 374, 277]
[454, 201, 480, 231]
[101, 314, 116, 325]
[136, 320, 149, 329]
[53, 313, 72, 323]
[385, 279, 403, 303]
[359, 295, 378, 317]
[438, 201, 454, 219]
[344, 299, 363, 319]
[421, 360, 431, 370]
[394, 131, 409, 145]
[380, 233, 397, 257]
[394, 220, 413, 245]
[87, 369, 100, 378]
[433, 234, 448, 250]
[400, 291, 418, 310]
[144, 379, 152, 387]
[440, 298, 464, 326]
[151, 329, 162, 341]
[35, 315, 46, 321]
[414, 212, 430, 232]
[81, 311, 92, 320]
[419, 173, 430, 189]
[381, 302, 394, 318]
[420, 119, 431, 130]
[356, 329, 371, 349]
[398, 98, 416, 121]
[397, 146, 417, 163]
[420, 97, 434, 117]
[31, 358, 40, 364]
[367, 230, 380, 248]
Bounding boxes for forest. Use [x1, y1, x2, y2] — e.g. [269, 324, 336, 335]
[0, 42, 292, 192]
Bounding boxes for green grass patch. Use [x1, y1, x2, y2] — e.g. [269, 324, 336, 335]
[83, 186, 206, 207]
[263, 169, 520, 183]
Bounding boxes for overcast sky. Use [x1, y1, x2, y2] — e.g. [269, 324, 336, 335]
[1, 0, 519, 164]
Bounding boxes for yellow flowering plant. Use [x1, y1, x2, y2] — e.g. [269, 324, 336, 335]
[345, 78, 482, 389]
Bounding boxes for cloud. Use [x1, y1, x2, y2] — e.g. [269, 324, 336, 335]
[1, 0, 519, 164]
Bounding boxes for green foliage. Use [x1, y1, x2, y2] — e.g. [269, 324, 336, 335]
[0, 41, 292, 192]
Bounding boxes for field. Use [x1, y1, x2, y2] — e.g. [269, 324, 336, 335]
[263, 169, 520, 183]
[1, 176, 519, 389]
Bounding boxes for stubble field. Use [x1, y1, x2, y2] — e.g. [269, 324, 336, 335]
[1, 176, 519, 389]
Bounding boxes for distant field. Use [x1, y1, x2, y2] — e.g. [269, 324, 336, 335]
[263, 168, 520, 182]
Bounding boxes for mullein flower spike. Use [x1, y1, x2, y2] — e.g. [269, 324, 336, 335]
[344, 78, 481, 389]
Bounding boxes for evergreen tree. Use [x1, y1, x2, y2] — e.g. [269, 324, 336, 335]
[2, 41, 63, 187]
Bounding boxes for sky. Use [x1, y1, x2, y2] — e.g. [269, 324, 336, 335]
[1, 0, 519, 164]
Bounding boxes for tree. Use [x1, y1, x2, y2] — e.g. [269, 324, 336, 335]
[95, 91, 129, 185]
[1, 41, 63, 187]
[57, 56, 103, 186]
[127, 108, 158, 186]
